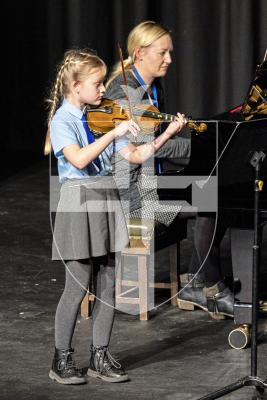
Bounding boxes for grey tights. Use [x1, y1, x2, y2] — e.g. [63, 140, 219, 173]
[55, 255, 116, 349]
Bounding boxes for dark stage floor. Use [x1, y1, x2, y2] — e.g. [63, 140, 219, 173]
[1, 160, 267, 400]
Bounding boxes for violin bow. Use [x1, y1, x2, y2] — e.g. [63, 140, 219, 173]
[117, 42, 133, 120]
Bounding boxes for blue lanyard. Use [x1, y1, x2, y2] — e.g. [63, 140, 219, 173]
[132, 65, 163, 174]
[132, 66, 158, 108]
[81, 113, 101, 170]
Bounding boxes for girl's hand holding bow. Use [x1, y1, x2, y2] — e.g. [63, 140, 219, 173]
[113, 119, 140, 138]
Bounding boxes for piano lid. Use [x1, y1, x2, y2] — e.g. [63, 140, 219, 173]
[217, 118, 267, 187]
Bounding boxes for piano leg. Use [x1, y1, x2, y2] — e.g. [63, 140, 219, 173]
[228, 227, 263, 349]
[231, 228, 254, 324]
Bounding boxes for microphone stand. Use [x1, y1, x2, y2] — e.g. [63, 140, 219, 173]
[197, 149, 267, 400]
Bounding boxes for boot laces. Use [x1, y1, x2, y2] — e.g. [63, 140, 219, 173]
[106, 348, 122, 369]
[59, 349, 77, 371]
[93, 346, 121, 371]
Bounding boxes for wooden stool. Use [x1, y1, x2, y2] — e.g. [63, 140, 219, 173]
[116, 218, 185, 320]
[80, 217, 187, 320]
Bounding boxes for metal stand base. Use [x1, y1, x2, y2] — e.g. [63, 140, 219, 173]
[198, 376, 267, 400]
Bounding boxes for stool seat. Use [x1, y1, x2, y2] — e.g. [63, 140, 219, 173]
[127, 218, 155, 240]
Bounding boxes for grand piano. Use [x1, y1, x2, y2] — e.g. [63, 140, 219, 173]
[215, 115, 266, 349]
[158, 54, 267, 348]
[216, 58, 266, 349]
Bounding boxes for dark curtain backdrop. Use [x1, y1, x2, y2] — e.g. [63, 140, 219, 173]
[6, 0, 267, 179]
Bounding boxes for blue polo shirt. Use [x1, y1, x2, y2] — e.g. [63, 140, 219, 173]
[50, 99, 128, 183]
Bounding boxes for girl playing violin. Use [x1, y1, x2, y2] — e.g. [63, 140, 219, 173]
[45, 48, 186, 385]
[106, 21, 234, 319]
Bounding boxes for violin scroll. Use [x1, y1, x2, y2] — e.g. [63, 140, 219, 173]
[186, 119, 207, 133]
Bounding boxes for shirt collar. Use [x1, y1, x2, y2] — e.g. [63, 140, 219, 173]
[62, 98, 84, 119]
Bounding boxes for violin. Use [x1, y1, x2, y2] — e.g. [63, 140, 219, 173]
[86, 98, 207, 135]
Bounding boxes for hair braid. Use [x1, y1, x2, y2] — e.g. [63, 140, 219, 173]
[44, 59, 66, 155]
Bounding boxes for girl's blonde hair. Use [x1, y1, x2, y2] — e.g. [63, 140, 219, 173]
[44, 48, 106, 155]
[106, 21, 171, 88]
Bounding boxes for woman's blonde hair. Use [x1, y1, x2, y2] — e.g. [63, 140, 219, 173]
[106, 21, 171, 87]
[44, 48, 106, 155]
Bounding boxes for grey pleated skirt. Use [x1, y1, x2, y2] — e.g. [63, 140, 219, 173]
[52, 177, 129, 260]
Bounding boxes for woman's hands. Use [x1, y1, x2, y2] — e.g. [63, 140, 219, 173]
[114, 119, 140, 138]
[114, 114, 185, 139]
[164, 112, 187, 137]
[118, 112, 186, 165]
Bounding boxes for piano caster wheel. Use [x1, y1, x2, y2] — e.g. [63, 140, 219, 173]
[228, 324, 251, 349]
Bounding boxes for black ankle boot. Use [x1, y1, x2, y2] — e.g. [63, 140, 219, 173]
[87, 345, 129, 383]
[49, 348, 87, 385]
[204, 281, 234, 320]
[177, 273, 208, 311]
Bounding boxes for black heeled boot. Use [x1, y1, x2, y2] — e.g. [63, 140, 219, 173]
[87, 345, 129, 383]
[49, 348, 87, 385]
[204, 281, 234, 320]
[177, 273, 208, 312]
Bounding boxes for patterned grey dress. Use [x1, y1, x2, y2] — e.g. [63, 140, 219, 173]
[105, 70, 191, 227]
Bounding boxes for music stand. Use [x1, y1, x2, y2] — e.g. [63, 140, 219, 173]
[197, 120, 267, 399]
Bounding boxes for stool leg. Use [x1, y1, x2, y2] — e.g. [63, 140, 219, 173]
[138, 255, 149, 321]
[169, 243, 179, 306]
[115, 255, 123, 297]
[81, 293, 90, 318]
